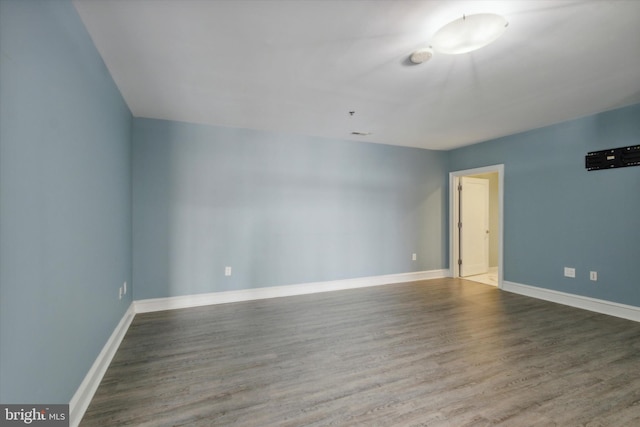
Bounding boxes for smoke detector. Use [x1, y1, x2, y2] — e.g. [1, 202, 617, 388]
[410, 47, 433, 64]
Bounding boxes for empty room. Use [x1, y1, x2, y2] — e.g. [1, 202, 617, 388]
[2, 0, 640, 426]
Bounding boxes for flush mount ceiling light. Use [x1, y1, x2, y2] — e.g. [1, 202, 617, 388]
[431, 13, 509, 55]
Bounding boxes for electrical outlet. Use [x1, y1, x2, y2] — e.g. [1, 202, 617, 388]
[225, 266, 232, 276]
[412, 253, 417, 261]
[123, 281, 127, 294]
[590, 271, 598, 281]
[564, 267, 576, 278]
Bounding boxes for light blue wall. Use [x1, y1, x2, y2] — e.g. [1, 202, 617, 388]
[449, 103, 640, 306]
[133, 118, 448, 300]
[0, 0, 132, 403]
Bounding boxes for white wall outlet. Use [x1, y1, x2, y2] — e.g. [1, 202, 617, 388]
[225, 266, 232, 276]
[564, 267, 576, 278]
[412, 253, 417, 261]
[123, 281, 127, 294]
[590, 271, 598, 281]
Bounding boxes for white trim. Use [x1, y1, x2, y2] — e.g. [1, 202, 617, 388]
[134, 269, 449, 314]
[449, 164, 504, 289]
[503, 280, 640, 323]
[69, 303, 136, 427]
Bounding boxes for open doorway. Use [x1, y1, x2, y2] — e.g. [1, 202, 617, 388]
[450, 165, 504, 288]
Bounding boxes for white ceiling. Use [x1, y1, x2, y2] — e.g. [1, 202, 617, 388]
[73, 0, 640, 151]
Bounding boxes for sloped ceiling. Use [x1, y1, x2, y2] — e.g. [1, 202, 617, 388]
[73, 0, 640, 150]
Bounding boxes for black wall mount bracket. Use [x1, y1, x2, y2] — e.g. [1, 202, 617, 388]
[585, 145, 640, 171]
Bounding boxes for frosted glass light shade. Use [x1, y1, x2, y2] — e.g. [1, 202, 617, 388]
[432, 13, 508, 54]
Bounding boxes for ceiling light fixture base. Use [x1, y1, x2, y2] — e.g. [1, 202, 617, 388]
[410, 47, 434, 64]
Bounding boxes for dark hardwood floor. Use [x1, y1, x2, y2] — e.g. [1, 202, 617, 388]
[81, 278, 640, 426]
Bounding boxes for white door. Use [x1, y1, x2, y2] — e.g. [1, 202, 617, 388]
[460, 176, 489, 277]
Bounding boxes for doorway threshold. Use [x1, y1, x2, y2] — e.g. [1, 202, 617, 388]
[463, 267, 499, 286]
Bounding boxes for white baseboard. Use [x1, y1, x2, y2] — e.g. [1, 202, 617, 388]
[503, 280, 640, 323]
[69, 303, 136, 427]
[134, 269, 449, 314]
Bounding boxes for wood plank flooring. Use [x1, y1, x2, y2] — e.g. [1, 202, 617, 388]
[81, 278, 640, 426]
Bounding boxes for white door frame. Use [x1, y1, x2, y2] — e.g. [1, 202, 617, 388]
[449, 164, 504, 289]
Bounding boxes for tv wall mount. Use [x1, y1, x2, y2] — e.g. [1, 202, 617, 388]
[585, 144, 640, 171]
